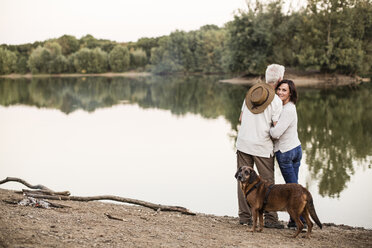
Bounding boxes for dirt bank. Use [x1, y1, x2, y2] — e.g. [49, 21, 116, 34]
[220, 71, 370, 88]
[1, 71, 370, 88]
[0, 72, 152, 79]
[0, 188, 370, 248]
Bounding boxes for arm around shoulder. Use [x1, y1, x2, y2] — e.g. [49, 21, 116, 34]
[271, 95, 283, 123]
[270, 103, 296, 139]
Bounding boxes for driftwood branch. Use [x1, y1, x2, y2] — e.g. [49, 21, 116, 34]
[0, 177, 54, 192]
[0, 177, 195, 215]
[24, 193, 195, 215]
[19, 189, 71, 196]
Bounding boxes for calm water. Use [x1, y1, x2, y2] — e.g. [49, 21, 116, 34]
[0, 76, 371, 229]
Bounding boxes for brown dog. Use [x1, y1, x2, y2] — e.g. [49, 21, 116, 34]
[235, 166, 322, 238]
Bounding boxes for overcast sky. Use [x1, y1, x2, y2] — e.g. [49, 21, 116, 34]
[0, 0, 248, 45]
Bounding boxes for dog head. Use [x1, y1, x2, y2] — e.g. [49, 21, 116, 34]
[234, 166, 258, 184]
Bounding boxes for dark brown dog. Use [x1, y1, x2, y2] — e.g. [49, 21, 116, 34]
[235, 166, 322, 238]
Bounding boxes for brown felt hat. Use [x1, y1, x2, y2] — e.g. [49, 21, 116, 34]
[245, 83, 275, 114]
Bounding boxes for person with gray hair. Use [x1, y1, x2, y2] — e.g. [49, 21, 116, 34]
[265, 64, 285, 84]
[235, 64, 285, 229]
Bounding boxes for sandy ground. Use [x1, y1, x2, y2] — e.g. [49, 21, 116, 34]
[219, 72, 370, 87]
[0, 188, 371, 248]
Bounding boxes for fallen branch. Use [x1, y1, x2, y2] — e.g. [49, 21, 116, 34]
[24, 192, 195, 215]
[20, 189, 71, 196]
[0, 177, 54, 192]
[0, 177, 195, 215]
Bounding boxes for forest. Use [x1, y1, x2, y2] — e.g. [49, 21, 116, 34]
[0, 0, 371, 76]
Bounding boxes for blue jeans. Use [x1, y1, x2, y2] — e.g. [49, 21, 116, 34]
[275, 145, 302, 184]
[276, 145, 304, 224]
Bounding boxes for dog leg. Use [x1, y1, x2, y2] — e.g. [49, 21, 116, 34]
[288, 210, 303, 238]
[302, 209, 313, 239]
[257, 212, 264, 232]
[292, 217, 304, 238]
[250, 209, 258, 233]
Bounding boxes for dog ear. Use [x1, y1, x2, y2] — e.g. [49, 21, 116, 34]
[248, 169, 257, 184]
[234, 167, 242, 179]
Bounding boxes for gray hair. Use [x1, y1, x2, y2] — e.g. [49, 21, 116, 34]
[265, 64, 285, 84]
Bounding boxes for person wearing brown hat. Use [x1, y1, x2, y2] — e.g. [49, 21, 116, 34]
[236, 64, 285, 229]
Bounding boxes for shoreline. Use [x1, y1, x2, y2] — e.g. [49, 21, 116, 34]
[219, 73, 370, 88]
[0, 72, 152, 79]
[1, 188, 371, 247]
[1, 71, 370, 88]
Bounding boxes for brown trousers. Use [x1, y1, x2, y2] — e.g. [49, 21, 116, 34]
[237, 150, 278, 222]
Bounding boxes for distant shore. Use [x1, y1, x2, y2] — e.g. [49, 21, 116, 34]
[0, 71, 152, 79]
[1, 71, 370, 88]
[220, 71, 370, 88]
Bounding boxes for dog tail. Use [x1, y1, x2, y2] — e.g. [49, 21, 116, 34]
[306, 192, 322, 229]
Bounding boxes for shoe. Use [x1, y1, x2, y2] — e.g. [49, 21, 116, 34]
[287, 220, 296, 230]
[302, 223, 308, 232]
[239, 219, 253, 226]
[287, 220, 307, 231]
[264, 220, 284, 229]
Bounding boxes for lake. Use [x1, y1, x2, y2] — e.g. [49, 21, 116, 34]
[0, 75, 371, 229]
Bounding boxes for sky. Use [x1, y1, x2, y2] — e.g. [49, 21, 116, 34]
[0, 0, 248, 45]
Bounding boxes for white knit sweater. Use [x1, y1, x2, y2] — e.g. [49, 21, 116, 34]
[270, 101, 301, 153]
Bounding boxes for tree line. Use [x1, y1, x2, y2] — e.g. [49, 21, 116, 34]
[0, 0, 371, 76]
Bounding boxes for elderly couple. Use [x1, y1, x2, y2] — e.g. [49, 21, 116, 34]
[236, 64, 302, 229]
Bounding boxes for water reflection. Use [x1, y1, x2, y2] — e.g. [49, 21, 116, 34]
[0, 76, 246, 130]
[297, 86, 372, 197]
[0, 76, 371, 199]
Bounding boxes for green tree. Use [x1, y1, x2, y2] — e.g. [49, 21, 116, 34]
[72, 47, 109, 73]
[16, 55, 29, 74]
[108, 45, 130, 72]
[194, 27, 226, 73]
[28, 46, 51, 73]
[135, 37, 160, 63]
[57, 35, 80, 56]
[48, 55, 68, 73]
[0, 47, 17, 74]
[297, 0, 372, 74]
[100, 41, 117, 53]
[27, 42, 69, 74]
[149, 27, 227, 74]
[150, 42, 183, 74]
[130, 49, 147, 69]
[223, 1, 292, 75]
[44, 41, 63, 57]
[150, 30, 195, 74]
[80, 34, 100, 49]
[79, 34, 117, 53]
[353, 0, 372, 75]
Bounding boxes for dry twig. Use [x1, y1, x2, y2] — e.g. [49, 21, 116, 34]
[104, 213, 125, 221]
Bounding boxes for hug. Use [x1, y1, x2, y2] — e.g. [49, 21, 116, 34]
[235, 64, 322, 238]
